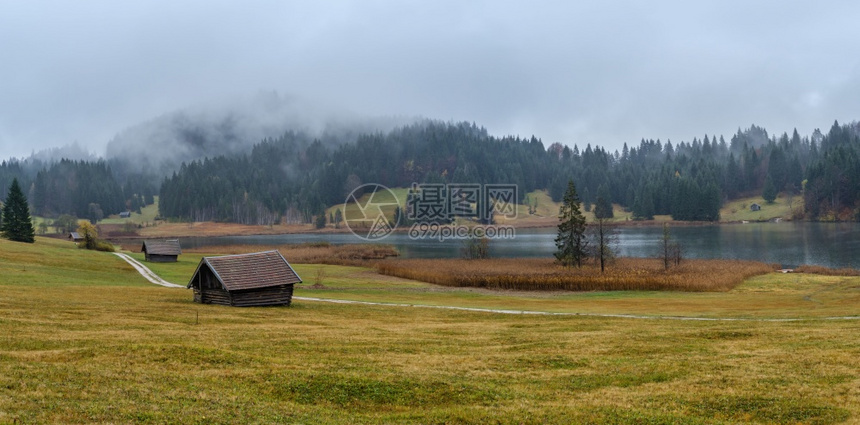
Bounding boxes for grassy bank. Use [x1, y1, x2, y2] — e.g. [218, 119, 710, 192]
[84, 189, 812, 241]
[720, 193, 804, 222]
[182, 242, 398, 265]
[2, 239, 860, 423]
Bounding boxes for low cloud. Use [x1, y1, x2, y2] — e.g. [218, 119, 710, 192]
[1, 1, 859, 159]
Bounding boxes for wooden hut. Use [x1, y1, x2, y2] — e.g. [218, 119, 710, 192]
[68, 232, 83, 243]
[750, 203, 761, 212]
[186, 250, 301, 307]
[141, 240, 182, 262]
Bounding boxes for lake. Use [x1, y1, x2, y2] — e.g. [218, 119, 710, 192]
[177, 222, 860, 269]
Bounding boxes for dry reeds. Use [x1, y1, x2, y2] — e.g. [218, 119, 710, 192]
[794, 265, 860, 276]
[185, 243, 399, 266]
[376, 258, 775, 292]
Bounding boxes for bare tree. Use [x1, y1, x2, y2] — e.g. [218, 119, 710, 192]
[662, 223, 671, 270]
[661, 223, 683, 269]
[591, 212, 617, 273]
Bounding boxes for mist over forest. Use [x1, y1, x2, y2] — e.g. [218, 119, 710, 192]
[1, 96, 859, 226]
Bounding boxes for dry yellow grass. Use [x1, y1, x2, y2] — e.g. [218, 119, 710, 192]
[2, 238, 859, 423]
[182, 242, 399, 265]
[135, 221, 344, 238]
[795, 264, 860, 276]
[1, 282, 857, 423]
[377, 258, 775, 292]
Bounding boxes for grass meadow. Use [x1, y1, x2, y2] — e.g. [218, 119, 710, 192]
[1, 238, 860, 423]
[720, 193, 804, 222]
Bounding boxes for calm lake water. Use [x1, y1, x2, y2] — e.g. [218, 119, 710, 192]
[177, 222, 860, 269]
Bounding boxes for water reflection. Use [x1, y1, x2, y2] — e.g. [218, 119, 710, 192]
[177, 222, 859, 269]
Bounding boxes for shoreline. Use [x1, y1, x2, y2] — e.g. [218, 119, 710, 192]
[92, 217, 809, 241]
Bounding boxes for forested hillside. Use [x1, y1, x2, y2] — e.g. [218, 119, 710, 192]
[3, 119, 859, 225]
[0, 159, 157, 223]
[159, 120, 860, 224]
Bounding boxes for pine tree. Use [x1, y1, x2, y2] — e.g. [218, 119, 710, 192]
[1, 178, 35, 243]
[334, 208, 344, 229]
[762, 175, 777, 204]
[555, 180, 588, 267]
[314, 213, 327, 229]
[594, 185, 614, 219]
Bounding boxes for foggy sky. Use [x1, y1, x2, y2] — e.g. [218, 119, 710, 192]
[2, 1, 859, 159]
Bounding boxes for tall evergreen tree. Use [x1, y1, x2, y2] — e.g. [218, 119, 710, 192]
[762, 175, 777, 204]
[594, 185, 614, 219]
[555, 180, 588, 267]
[1, 178, 35, 243]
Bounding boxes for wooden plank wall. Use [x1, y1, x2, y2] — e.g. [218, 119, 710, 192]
[193, 286, 294, 307]
[231, 285, 294, 307]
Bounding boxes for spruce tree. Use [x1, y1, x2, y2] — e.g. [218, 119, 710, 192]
[1, 178, 36, 243]
[594, 185, 614, 219]
[762, 175, 777, 204]
[555, 180, 588, 267]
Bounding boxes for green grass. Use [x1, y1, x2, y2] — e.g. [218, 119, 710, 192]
[0, 237, 146, 287]
[515, 189, 632, 223]
[1, 239, 859, 423]
[326, 186, 811, 228]
[720, 193, 803, 222]
[127, 252, 203, 286]
[126, 252, 860, 319]
[329, 187, 411, 226]
[333, 187, 637, 226]
[99, 196, 161, 224]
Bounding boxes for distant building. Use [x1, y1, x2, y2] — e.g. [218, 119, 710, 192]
[68, 232, 83, 243]
[186, 250, 302, 307]
[119, 211, 131, 218]
[141, 240, 182, 262]
[750, 203, 761, 212]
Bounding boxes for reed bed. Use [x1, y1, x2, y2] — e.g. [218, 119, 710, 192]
[794, 264, 860, 276]
[184, 242, 399, 265]
[376, 258, 775, 292]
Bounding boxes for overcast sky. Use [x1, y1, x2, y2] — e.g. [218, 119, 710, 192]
[2, 1, 859, 159]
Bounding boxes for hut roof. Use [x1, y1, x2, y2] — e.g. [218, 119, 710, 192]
[69, 232, 82, 240]
[142, 240, 182, 256]
[187, 250, 302, 291]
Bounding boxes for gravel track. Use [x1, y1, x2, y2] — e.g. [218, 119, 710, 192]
[114, 254, 860, 321]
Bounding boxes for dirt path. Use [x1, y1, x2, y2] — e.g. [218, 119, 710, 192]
[291, 296, 860, 322]
[113, 254, 860, 321]
[113, 253, 184, 288]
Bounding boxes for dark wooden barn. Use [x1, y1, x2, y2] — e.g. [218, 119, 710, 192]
[186, 250, 302, 307]
[68, 232, 83, 243]
[141, 240, 182, 262]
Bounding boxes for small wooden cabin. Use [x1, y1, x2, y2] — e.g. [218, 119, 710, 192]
[186, 250, 302, 307]
[750, 203, 761, 212]
[141, 240, 182, 262]
[119, 211, 131, 218]
[68, 232, 83, 243]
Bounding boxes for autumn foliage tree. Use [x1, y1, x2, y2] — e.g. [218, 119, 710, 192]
[76, 221, 114, 252]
